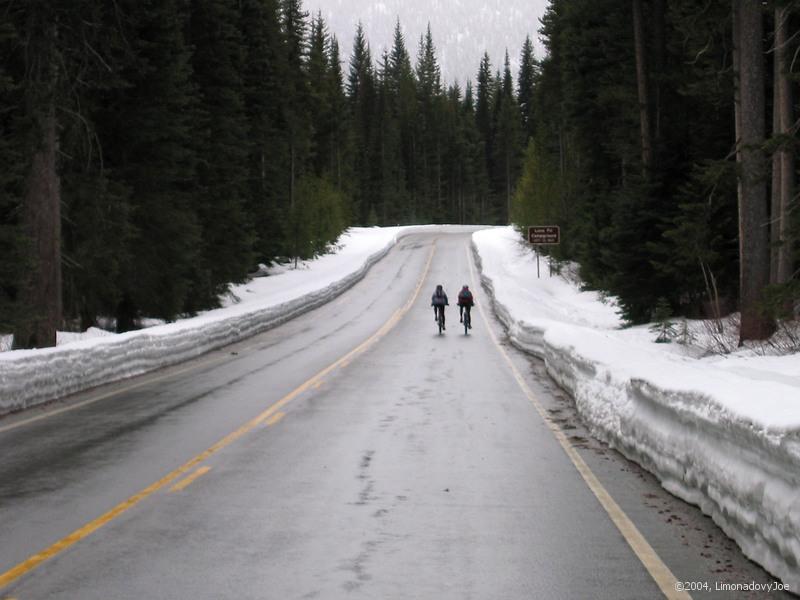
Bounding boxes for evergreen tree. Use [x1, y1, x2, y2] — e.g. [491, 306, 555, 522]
[0, 17, 27, 334]
[475, 54, 494, 143]
[376, 50, 405, 224]
[240, 0, 288, 262]
[55, 1, 134, 332]
[512, 141, 560, 236]
[461, 82, 489, 223]
[388, 20, 418, 221]
[7, 1, 68, 347]
[292, 174, 347, 257]
[326, 35, 353, 198]
[475, 53, 494, 222]
[104, 0, 201, 331]
[517, 35, 538, 142]
[491, 51, 523, 224]
[307, 12, 333, 176]
[6, 1, 138, 345]
[187, 0, 254, 311]
[347, 23, 375, 223]
[415, 25, 443, 221]
[441, 84, 466, 222]
[280, 0, 312, 261]
[656, 0, 738, 316]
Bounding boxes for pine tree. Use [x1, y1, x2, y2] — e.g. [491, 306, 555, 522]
[512, 140, 560, 234]
[347, 23, 375, 223]
[461, 82, 488, 223]
[375, 50, 405, 224]
[8, 2, 64, 347]
[517, 36, 538, 143]
[308, 12, 332, 176]
[491, 51, 523, 224]
[240, 0, 288, 262]
[187, 0, 254, 311]
[280, 0, 312, 262]
[475, 53, 494, 222]
[0, 16, 28, 334]
[326, 35, 352, 198]
[415, 25, 443, 221]
[104, 0, 201, 331]
[56, 0, 136, 332]
[389, 20, 418, 221]
[287, 15, 350, 248]
[7, 1, 136, 345]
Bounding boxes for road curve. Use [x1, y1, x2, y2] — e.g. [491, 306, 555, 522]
[0, 233, 792, 599]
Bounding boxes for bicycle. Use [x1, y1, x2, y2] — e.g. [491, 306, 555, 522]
[462, 307, 471, 335]
[436, 306, 445, 335]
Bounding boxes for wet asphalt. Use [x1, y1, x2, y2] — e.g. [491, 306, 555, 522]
[0, 233, 793, 599]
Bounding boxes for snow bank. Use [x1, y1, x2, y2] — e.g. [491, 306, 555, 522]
[472, 226, 800, 590]
[0, 225, 481, 414]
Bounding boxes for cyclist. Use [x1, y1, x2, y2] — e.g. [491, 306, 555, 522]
[431, 284, 449, 330]
[457, 285, 474, 328]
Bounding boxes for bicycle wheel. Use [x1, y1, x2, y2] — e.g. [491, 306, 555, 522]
[464, 311, 470, 335]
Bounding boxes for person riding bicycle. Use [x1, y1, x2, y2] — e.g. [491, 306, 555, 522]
[431, 284, 449, 330]
[457, 285, 474, 328]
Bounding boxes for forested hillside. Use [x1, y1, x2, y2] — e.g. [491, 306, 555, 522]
[0, 1, 526, 347]
[2, 0, 798, 350]
[513, 0, 799, 340]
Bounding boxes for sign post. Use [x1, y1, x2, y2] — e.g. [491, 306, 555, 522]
[527, 226, 561, 279]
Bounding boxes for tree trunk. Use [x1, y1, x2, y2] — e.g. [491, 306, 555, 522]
[289, 140, 295, 210]
[14, 101, 62, 349]
[652, 0, 665, 145]
[732, 1, 742, 168]
[775, 4, 795, 285]
[632, 0, 652, 172]
[115, 293, 138, 333]
[734, 0, 773, 342]
[13, 11, 62, 350]
[506, 149, 511, 224]
[770, 78, 781, 284]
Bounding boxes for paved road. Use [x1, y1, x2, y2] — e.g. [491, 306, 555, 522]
[0, 233, 792, 599]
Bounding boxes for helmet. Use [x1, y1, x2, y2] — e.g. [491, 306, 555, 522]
[436, 284, 443, 291]
[462, 285, 469, 290]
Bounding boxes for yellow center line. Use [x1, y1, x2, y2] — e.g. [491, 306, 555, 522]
[263, 411, 285, 427]
[170, 466, 211, 493]
[466, 244, 691, 600]
[0, 243, 436, 592]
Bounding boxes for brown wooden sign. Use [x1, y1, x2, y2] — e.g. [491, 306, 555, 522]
[528, 226, 560, 245]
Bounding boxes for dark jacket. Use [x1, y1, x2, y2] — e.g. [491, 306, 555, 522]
[431, 290, 449, 306]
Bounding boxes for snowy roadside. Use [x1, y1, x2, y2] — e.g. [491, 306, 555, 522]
[472, 226, 800, 591]
[0, 225, 483, 414]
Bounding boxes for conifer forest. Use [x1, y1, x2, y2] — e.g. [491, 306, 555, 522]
[1, 0, 798, 348]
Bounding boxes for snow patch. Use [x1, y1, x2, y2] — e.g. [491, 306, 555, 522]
[0, 225, 484, 414]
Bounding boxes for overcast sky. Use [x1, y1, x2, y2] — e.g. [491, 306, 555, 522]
[304, 0, 550, 87]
